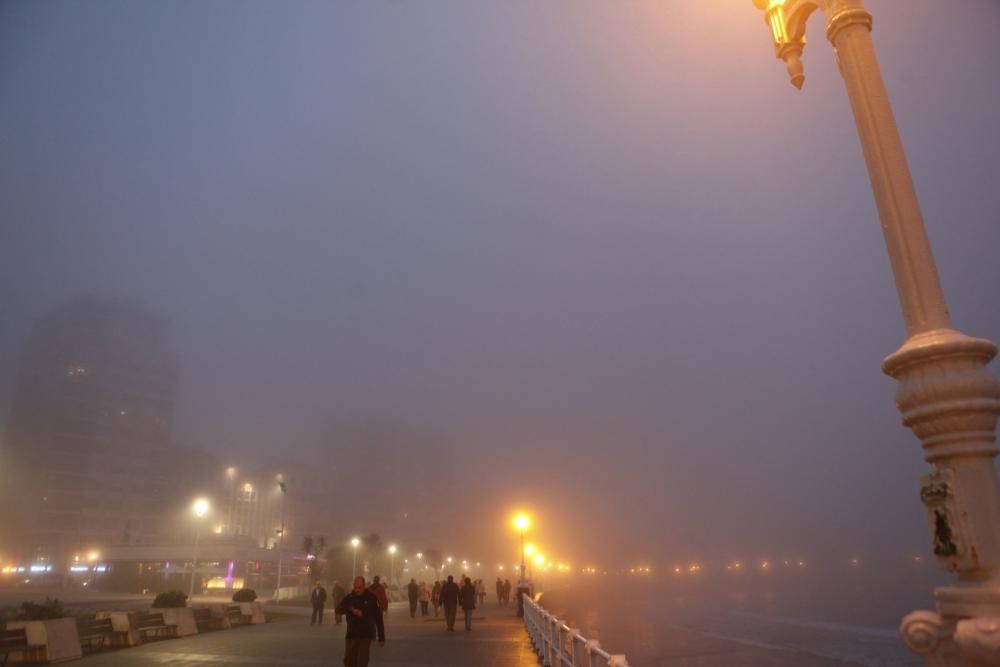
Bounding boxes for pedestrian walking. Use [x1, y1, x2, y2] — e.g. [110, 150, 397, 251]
[369, 576, 389, 615]
[418, 581, 430, 616]
[334, 576, 385, 667]
[460, 577, 476, 631]
[310, 581, 327, 625]
[431, 580, 442, 617]
[495, 578, 503, 606]
[406, 578, 419, 618]
[439, 575, 460, 632]
[502, 579, 512, 606]
[333, 581, 346, 624]
[475, 578, 486, 608]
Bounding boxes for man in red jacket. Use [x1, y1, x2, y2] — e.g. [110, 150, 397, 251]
[369, 575, 389, 615]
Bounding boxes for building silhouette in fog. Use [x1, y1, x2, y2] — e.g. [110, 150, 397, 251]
[1, 295, 177, 564]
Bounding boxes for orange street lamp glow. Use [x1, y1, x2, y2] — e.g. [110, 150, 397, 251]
[513, 513, 531, 532]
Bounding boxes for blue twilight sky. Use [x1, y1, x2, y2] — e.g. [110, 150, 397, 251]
[1, 0, 999, 565]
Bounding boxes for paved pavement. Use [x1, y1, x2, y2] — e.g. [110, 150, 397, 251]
[75, 601, 539, 667]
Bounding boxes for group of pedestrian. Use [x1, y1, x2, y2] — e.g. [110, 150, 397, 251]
[308, 570, 505, 666]
[494, 577, 513, 606]
[435, 574, 479, 631]
[405, 578, 433, 618]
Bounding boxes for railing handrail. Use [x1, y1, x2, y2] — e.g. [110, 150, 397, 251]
[521, 594, 629, 667]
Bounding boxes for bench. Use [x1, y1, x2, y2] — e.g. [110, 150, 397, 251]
[192, 607, 226, 632]
[226, 605, 250, 626]
[77, 617, 118, 650]
[0, 628, 29, 667]
[134, 612, 174, 640]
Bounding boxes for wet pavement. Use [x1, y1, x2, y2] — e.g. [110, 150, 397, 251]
[74, 600, 539, 667]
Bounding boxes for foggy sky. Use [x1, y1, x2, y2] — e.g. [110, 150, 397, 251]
[2, 0, 999, 568]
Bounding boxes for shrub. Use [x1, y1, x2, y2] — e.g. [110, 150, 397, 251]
[232, 588, 257, 603]
[17, 597, 64, 620]
[151, 590, 188, 608]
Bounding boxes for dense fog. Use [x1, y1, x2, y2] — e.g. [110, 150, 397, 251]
[1, 0, 998, 627]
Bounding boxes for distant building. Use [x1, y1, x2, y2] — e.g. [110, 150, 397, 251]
[1, 296, 177, 565]
[215, 461, 332, 551]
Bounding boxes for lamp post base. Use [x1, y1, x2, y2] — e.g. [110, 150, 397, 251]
[901, 605, 1000, 667]
[884, 327, 1000, 667]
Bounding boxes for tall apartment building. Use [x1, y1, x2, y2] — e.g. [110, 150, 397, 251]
[1, 296, 177, 564]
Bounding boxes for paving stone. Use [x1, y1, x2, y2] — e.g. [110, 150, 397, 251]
[75, 601, 540, 667]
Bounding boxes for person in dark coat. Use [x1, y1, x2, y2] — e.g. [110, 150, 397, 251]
[502, 579, 512, 605]
[459, 577, 477, 631]
[310, 581, 328, 625]
[406, 578, 420, 618]
[332, 581, 346, 624]
[335, 576, 385, 667]
[438, 575, 460, 632]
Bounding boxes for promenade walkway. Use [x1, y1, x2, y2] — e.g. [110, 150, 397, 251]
[74, 600, 539, 667]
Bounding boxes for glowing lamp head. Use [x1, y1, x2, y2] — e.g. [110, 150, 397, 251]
[513, 513, 531, 532]
[350, 537, 360, 548]
[524, 543, 536, 556]
[388, 545, 397, 555]
[534, 554, 545, 566]
[192, 498, 210, 518]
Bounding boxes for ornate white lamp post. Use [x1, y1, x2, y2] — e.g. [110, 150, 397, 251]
[751, 2, 1000, 664]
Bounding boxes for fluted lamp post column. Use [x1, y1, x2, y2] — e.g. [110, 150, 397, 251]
[751, 1, 1000, 664]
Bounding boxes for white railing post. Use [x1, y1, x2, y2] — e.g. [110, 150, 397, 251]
[549, 615, 560, 666]
[524, 605, 538, 649]
[541, 610, 552, 666]
[519, 597, 627, 667]
[586, 639, 603, 667]
[570, 629, 584, 667]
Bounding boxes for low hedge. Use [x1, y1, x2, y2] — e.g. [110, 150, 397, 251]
[152, 590, 188, 608]
[232, 588, 257, 603]
[17, 597, 64, 620]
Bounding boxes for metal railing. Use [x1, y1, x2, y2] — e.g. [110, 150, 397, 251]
[522, 594, 629, 667]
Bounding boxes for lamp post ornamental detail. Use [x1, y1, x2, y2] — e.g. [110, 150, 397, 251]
[752, 2, 1000, 665]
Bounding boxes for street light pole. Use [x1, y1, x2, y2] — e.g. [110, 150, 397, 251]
[520, 531, 525, 584]
[752, 2, 1000, 664]
[273, 480, 287, 602]
[189, 524, 201, 601]
[388, 545, 397, 587]
[351, 537, 360, 580]
[189, 498, 209, 602]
